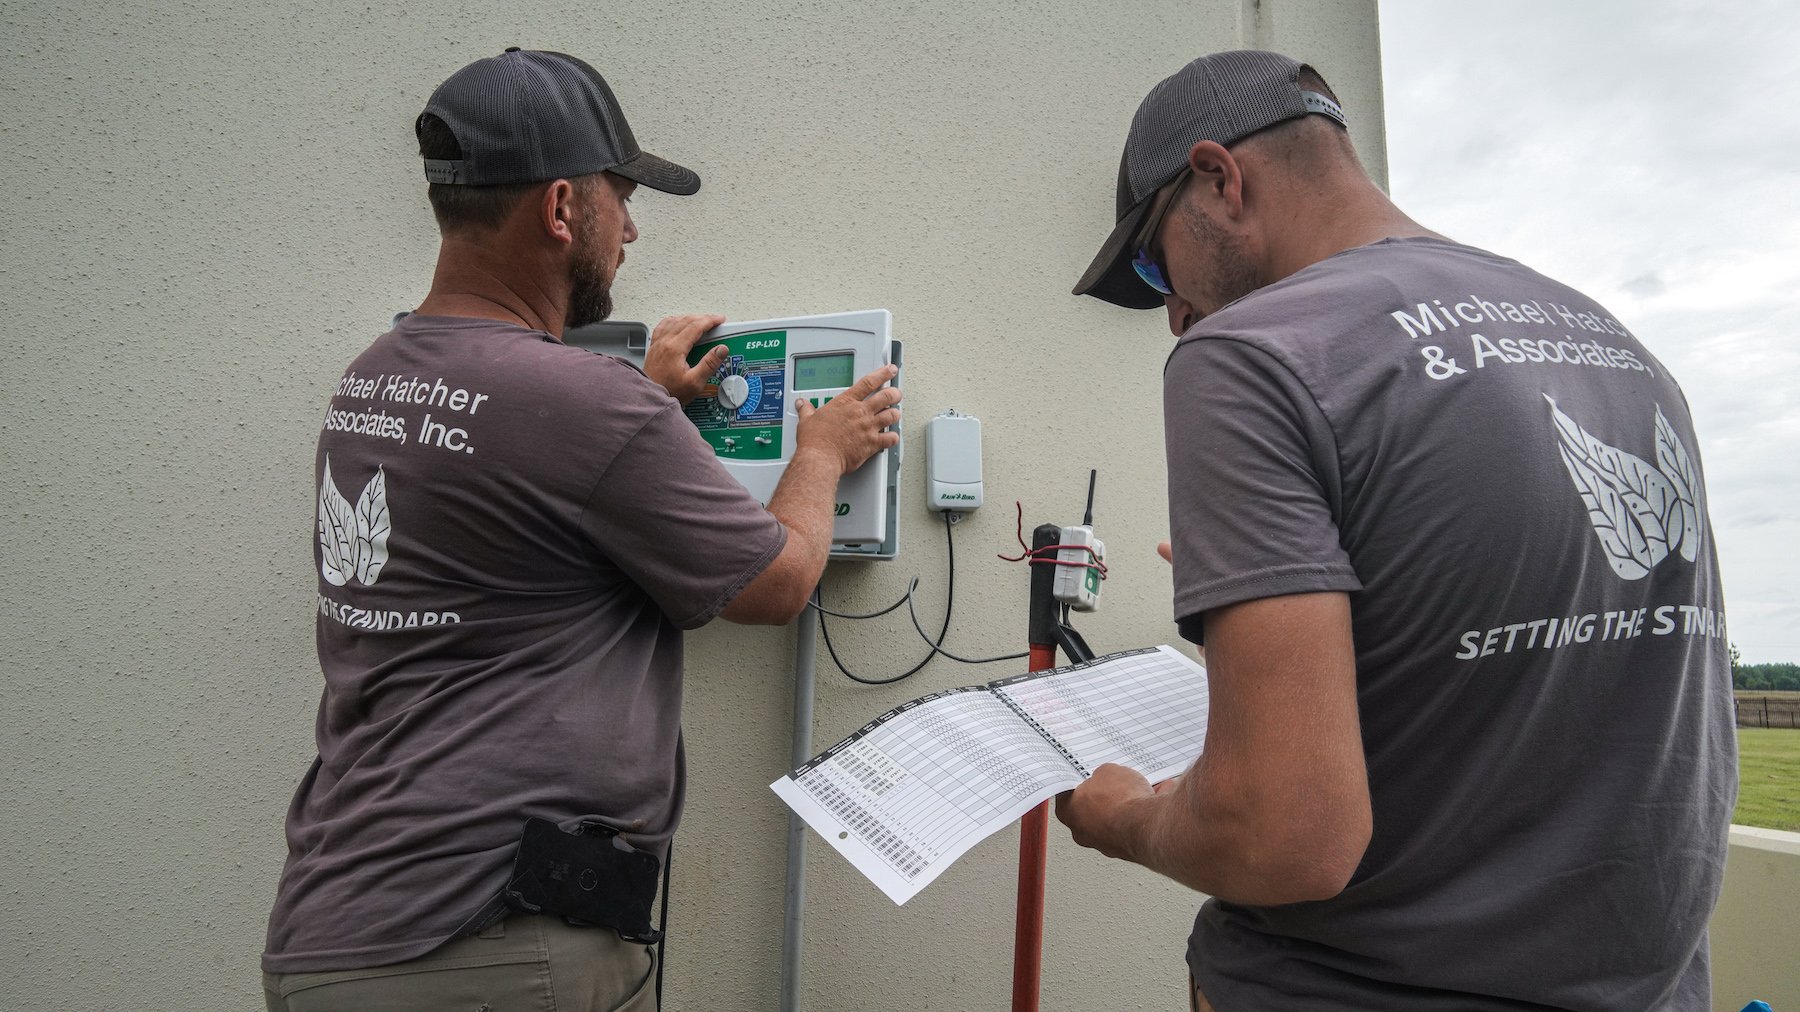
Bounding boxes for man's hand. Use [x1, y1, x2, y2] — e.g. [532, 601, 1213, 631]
[643, 313, 728, 405]
[717, 362, 900, 626]
[1055, 763, 1158, 863]
[1057, 592, 1366, 904]
[793, 364, 902, 475]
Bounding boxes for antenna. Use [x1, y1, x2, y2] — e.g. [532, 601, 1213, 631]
[1082, 469, 1097, 527]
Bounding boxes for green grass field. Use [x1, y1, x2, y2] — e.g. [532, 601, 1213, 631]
[1736, 727, 1800, 832]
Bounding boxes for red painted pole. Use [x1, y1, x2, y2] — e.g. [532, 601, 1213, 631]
[1011, 641, 1059, 1012]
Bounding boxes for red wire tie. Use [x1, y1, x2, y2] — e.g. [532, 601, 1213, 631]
[994, 501, 1108, 579]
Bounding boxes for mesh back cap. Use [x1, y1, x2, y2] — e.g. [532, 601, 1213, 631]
[418, 49, 699, 195]
[1072, 50, 1345, 309]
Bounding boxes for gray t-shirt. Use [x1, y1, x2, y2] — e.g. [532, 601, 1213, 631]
[1166, 238, 1735, 1010]
[263, 314, 786, 973]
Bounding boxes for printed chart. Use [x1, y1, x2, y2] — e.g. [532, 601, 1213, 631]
[772, 645, 1208, 904]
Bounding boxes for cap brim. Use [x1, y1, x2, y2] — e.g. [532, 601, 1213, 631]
[1071, 196, 1164, 310]
[612, 150, 700, 196]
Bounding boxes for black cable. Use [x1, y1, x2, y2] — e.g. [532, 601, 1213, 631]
[905, 578, 1027, 665]
[816, 512, 955, 685]
[807, 590, 909, 620]
[815, 512, 1028, 680]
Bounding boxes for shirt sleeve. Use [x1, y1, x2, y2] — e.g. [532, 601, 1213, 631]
[578, 401, 787, 629]
[1164, 336, 1362, 644]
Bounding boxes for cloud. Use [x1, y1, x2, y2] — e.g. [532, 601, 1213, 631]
[1726, 513, 1784, 530]
[1382, 0, 1800, 662]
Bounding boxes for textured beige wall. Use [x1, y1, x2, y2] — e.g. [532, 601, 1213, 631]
[1711, 828, 1800, 1011]
[0, 1, 1382, 1009]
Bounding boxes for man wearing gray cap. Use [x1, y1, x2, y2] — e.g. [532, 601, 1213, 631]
[260, 49, 899, 1009]
[1057, 51, 1732, 1010]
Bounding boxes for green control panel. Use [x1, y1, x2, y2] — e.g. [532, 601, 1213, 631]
[683, 330, 788, 461]
[675, 310, 899, 560]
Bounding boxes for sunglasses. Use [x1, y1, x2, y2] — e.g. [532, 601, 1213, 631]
[1130, 168, 1194, 296]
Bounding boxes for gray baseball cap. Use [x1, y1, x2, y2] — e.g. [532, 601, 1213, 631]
[1072, 50, 1345, 309]
[417, 48, 699, 195]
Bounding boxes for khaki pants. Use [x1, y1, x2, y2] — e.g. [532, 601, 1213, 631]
[263, 914, 657, 1012]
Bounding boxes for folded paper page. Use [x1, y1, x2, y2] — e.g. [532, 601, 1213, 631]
[771, 645, 1209, 904]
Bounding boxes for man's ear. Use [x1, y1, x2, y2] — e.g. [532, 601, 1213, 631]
[538, 179, 576, 246]
[1187, 140, 1245, 219]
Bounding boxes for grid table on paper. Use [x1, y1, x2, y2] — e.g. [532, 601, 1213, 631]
[797, 690, 1078, 882]
[779, 647, 1209, 901]
[997, 650, 1209, 777]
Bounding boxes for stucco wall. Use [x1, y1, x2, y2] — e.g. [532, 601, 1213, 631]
[1711, 827, 1800, 1010]
[0, 1, 1384, 1008]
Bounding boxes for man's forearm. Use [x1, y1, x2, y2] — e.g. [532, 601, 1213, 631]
[718, 365, 899, 626]
[1122, 752, 1364, 906]
[762, 445, 841, 586]
[1124, 762, 1260, 899]
[714, 447, 842, 626]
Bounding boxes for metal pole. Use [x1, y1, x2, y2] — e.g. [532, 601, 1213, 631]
[780, 604, 819, 1012]
[1013, 524, 1063, 1012]
[1012, 642, 1059, 1012]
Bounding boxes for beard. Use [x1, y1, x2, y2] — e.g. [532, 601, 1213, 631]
[565, 211, 616, 329]
[1180, 206, 1262, 317]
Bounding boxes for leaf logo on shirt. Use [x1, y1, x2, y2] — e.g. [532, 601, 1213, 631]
[1545, 396, 1701, 581]
[318, 456, 392, 586]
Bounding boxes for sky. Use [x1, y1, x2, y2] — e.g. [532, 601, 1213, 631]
[1379, 0, 1800, 664]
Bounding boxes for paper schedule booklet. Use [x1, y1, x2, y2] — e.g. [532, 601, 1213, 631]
[771, 645, 1209, 904]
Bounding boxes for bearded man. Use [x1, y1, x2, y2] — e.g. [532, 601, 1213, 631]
[261, 49, 900, 1011]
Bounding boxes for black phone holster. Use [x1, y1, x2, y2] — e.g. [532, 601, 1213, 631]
[502, 817, 663, 944]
